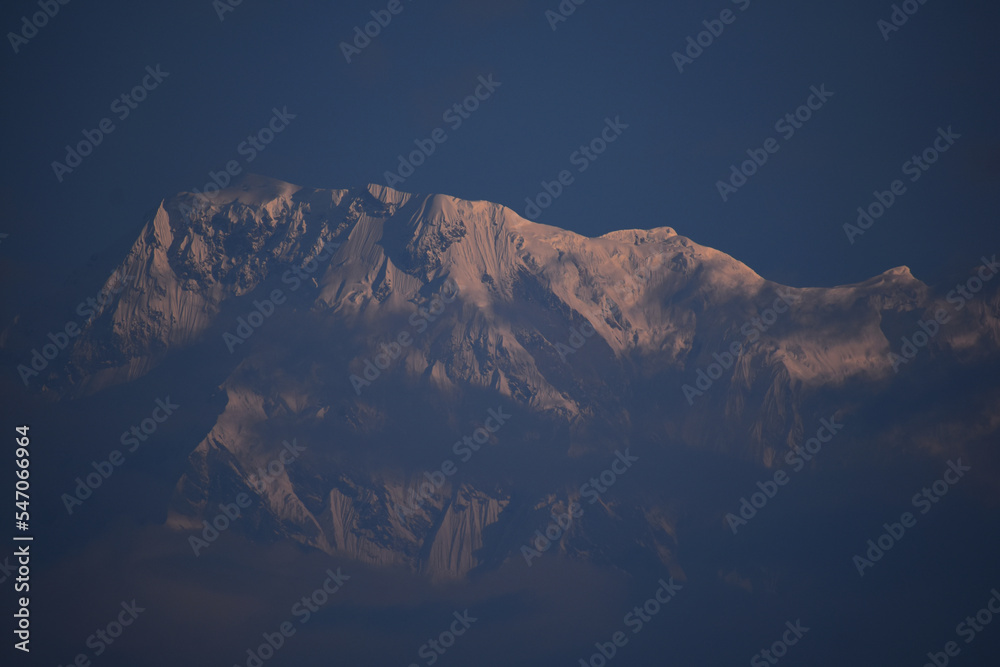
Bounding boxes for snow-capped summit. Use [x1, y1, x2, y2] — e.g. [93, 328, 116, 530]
[34, 175, 1000, 579]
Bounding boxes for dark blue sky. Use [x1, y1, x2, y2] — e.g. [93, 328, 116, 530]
[1, 0, 997, 312]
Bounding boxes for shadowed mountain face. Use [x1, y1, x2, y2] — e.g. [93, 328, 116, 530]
[31, 175, 1000, 585]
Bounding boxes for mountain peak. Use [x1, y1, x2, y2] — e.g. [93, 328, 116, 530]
[884, 265, 914, 278]
[52, 177, 962, 409]
[36, 176, 1000, 583]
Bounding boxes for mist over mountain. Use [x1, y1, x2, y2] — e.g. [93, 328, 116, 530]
[3, 173, 999, 666]
[10, 174, 996, 577]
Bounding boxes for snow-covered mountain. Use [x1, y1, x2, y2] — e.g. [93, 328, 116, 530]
[31, 175, 1000, 579]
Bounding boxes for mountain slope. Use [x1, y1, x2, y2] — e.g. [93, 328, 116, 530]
[29, 174, 1000, 579]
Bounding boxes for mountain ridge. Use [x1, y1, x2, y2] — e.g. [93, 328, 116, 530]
[11, 174, 1000, 580]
